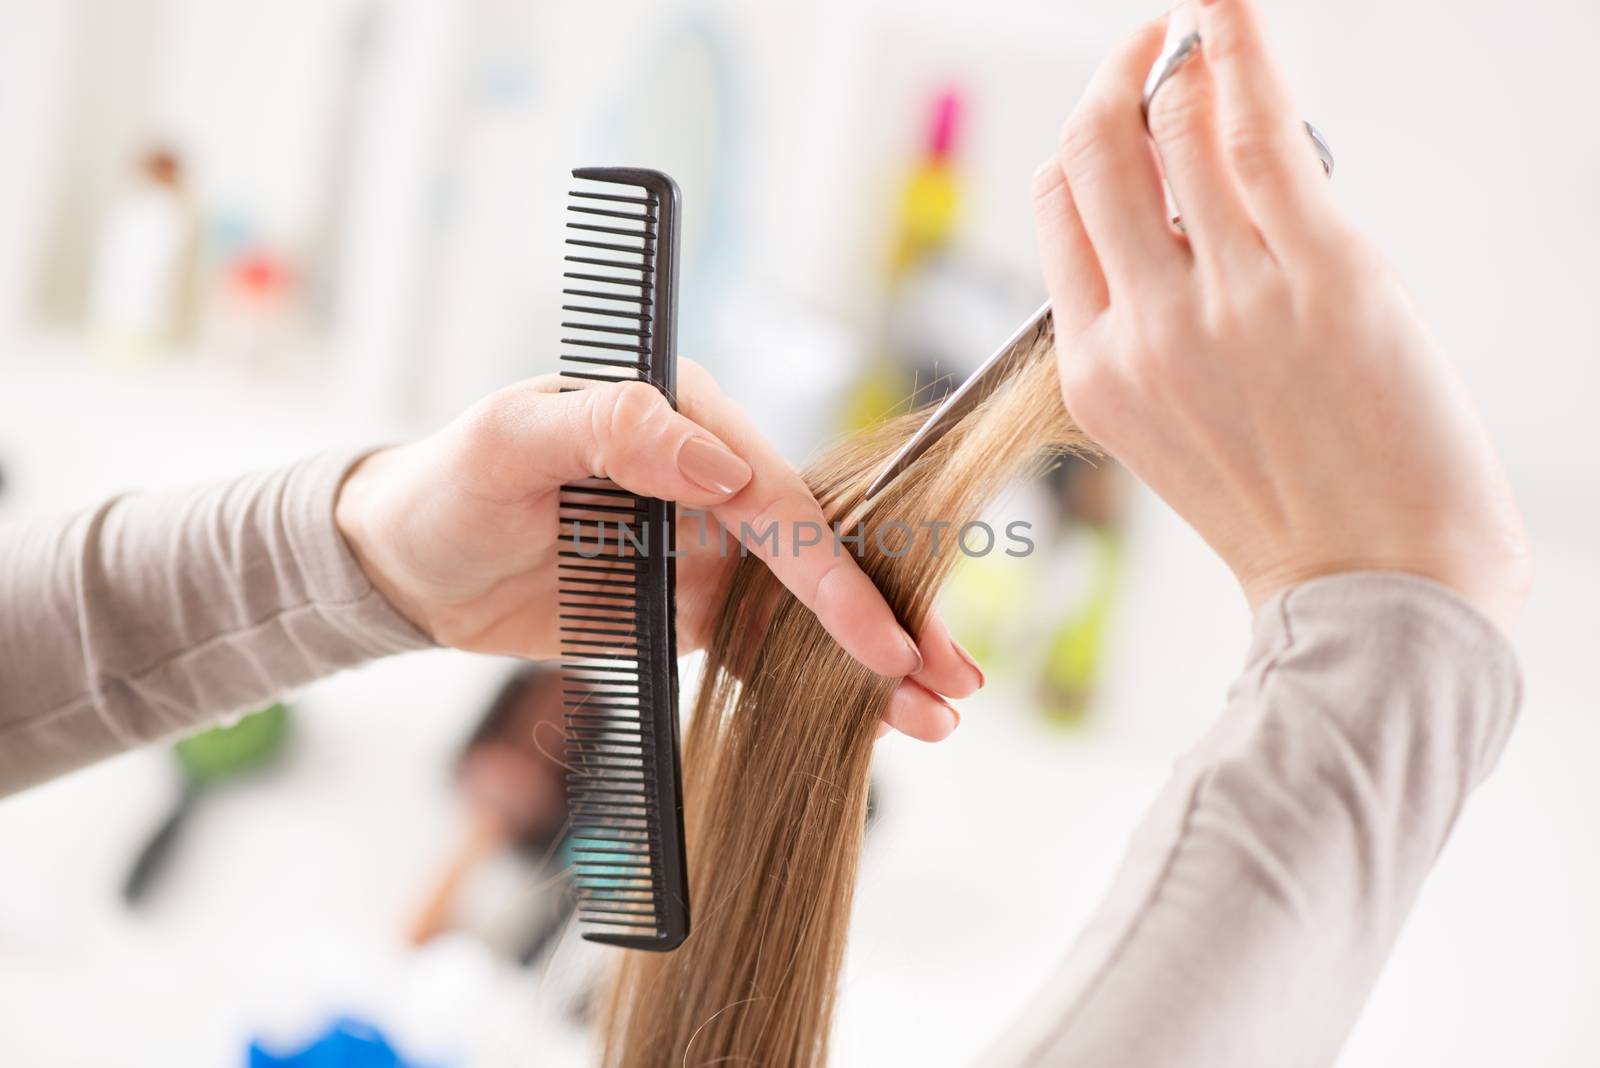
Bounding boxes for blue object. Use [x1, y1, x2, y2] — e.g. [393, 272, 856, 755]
[248, 1017, 439, 1068]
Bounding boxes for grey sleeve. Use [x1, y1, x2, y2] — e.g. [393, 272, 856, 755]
[986, 572, 1523, 1068]
[0, 451, 435, 796]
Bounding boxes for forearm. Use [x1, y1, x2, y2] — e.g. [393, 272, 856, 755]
[0, 451, 432, 796]
[988, 572, 1522, 1068]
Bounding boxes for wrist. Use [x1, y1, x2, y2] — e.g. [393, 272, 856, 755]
[1241, 546, 1529, 637]
[334, 447, 438, 639]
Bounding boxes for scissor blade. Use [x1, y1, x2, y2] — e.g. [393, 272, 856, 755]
[862, 301, 1053, 501]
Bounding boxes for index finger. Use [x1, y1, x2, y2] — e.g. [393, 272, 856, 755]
[675, 361, 923, 679]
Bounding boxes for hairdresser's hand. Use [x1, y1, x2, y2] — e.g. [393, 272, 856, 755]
[334, 361, 979, 740]
[1031, 0, 1529, 629]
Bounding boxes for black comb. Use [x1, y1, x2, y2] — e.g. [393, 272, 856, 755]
[557, 167, 690, 951]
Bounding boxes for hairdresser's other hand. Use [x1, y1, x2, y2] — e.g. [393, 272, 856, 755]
[1030, 0, 1529, 629]
[334, 361, 979, 741]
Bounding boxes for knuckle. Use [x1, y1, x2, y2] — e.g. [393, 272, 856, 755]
[1056, 350, 1115, 442]
[1145, 79, 1212, 153]
[1198, 296, 1244, 342]
[1057, 103, 1115, 178]
[745, 496, 783, 531]
[609, 380, 670, 433]
[1208, 269, 1291, 337]
[741, 495, 790, 553]
[1030, 159, 1066, 206]
[589, 381, 668, 470]
[456, 386, 519, 455]
[1130, 297, 1196, 359]
[1322, 222, 1381, 280]
[1128, 337, 1184, 385]
[1109, 305, 1197, 395]
[447, 385, 534, 489]
[1222, 122, 1291, 185]
[1294, 236, 1374, 321]
[1056, 350, 1101, 405]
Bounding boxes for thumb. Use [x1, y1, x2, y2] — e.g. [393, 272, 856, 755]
[542, 379, 754, 506]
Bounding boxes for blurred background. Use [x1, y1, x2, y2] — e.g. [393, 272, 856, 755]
[0, 0, 1595, 1064]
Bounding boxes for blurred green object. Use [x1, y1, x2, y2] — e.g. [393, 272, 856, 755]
[122, 703, 291, 904]
[942, 551, 1035, 672]
[1039, 528, 1124, 726]
[174, 702, 289, 783]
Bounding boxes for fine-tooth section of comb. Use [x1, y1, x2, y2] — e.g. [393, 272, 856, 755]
[557, 167, 689, 952]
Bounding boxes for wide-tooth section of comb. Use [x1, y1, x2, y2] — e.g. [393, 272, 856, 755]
[558, 167, 689, 952]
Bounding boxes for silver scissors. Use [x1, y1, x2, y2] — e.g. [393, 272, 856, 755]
[863, 31, 1334, 502]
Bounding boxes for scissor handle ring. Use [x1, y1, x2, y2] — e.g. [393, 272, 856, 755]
[1141, 31, 1334, 178]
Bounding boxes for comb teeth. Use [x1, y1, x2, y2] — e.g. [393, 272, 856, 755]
[559, 180, 660, 391]
[558, 168, 689, 952]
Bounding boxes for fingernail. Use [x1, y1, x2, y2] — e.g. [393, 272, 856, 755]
[900, 630, 925, 676]
[952, 638, 985, 689]
[677, 436, 752, 496]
